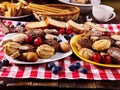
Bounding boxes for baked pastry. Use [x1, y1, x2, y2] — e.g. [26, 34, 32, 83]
[36, 44, 55, 59]
[45, 39, 60, 52]
[115, 41, 120, 48]
[107, 47, 120, 64]
[25, 21, 49, 30]
[44, 29, 59, 36]
[2, 42, 21, 55]
[19, 44, 36, 52]
[45, 34, 58, 40]
[18, 52, 38, 62]
[46, 17, 66, 29]
[78, 48, 95, 59]
[25, 29, 45, 38]
[66, 20, 86, 33]
[12, 33, 27, 43]
[59, 42, 71, 53]
[98, 36, 115, 46]
[92, 39, 111, 51]
[111, 34, 120, 41]
[76, 37, 92, 50]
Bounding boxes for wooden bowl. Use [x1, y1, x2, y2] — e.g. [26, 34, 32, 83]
[28, 4, 80, 21]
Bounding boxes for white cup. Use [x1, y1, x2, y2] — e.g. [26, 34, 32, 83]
[92, 5, 116, 22]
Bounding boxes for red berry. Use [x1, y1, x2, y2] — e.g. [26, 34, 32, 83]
[34, 37, 43, 46]
[92, 53, 101, 63]
[102, 55, 111, 64]
[24, 35, 32, 43]
[59, 28, 65, 34]
[66, 29, 72, 35]
[102, 31, 111, 36]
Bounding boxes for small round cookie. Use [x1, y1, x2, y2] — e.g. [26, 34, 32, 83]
[92, 39, 111, 51]
[59, 42, 70, 53]
[12, 33, 27, 43]
[22, 52, 38, 62]
[76, 37, 92, 50]
[3, 42, 21, 55]
[111, 34, 120, 41]
[78, 48, 95, 59]
[36, 44, 55, 59]
[45, 39, 60, 52]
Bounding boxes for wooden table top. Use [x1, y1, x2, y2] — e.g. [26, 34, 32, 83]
[0, 0, 120, 89]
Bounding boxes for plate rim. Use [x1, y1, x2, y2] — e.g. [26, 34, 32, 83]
[0, 14, 32, 20]
[58, 0, 101, 6]
[70, 34, 120, 68]
[2, 33, 72, 64]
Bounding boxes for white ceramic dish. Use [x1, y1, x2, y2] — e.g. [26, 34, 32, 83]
[1, 33, 72, 64]
[58, 0, 101, 12]
[0, 14, 32, 20]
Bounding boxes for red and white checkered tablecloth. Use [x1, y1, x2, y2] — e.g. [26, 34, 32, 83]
[0, 20, 120, 80]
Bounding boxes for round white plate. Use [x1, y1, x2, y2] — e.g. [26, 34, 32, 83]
[0, 14, 32, 20]
[58, 0, 101, 12]
[2, 33, 72, 64]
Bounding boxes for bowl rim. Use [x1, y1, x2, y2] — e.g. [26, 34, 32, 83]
[33, 4, 80, 16]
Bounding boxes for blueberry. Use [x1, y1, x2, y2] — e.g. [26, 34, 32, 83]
[52, 66, 59, 74]
[73, 62, 81, 69]
[47, 62, 56, 70]
[16, 22, 21, 26]
[57, 65, 62, 71]
[57, 39, 62, 43]
[79, 67, 88, 74]
[64, 35, 69, 40]
[20, 24, 25, 27]
[69, 64, 76, 71]
[1, 59, 9, 66]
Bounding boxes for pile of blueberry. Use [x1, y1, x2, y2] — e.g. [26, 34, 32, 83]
[0, 59, 10, 70]
[68, 61, 88, 74]
[47, 61, 88, 75]
[47, 62, 62, 75]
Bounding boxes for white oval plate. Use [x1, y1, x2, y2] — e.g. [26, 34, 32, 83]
[58, 0, 101, 11]
[58, 0, 101, 6]
[2, 33, 72, 64]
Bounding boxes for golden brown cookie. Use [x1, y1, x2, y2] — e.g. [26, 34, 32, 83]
[36, 44, 55, 59]
[59, 42, 71, 53]
[78, 48, 95, 59]
[12, 33, 27, 43]
[92, 39, 111, 51]
[3, 42, 21, 55]
[22, 52, 38, 62]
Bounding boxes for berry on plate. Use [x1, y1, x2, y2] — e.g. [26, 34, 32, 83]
[92, 53, 101, 63]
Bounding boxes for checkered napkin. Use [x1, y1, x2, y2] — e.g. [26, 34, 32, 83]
[0, 20, 120, 80]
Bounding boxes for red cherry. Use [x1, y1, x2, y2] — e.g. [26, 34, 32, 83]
[92, 53, 101, 63]
[102, 31, 111, 36]
[66, 29, 72, 35]
[34, 37, 43, 46]
[102, 55, 111, 64]
[59, 28, 65, 35]
[24, 35, 32, 43]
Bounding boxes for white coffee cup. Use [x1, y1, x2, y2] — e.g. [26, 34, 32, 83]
[92, 5, 116, 22]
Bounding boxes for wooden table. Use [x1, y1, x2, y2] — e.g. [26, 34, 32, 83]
[0, 0, 120, 89]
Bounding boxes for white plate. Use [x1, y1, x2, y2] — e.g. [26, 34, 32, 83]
[1, 33, 72, 64]
[0, 14, 32, 20]
[58, 0, 101, 12]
